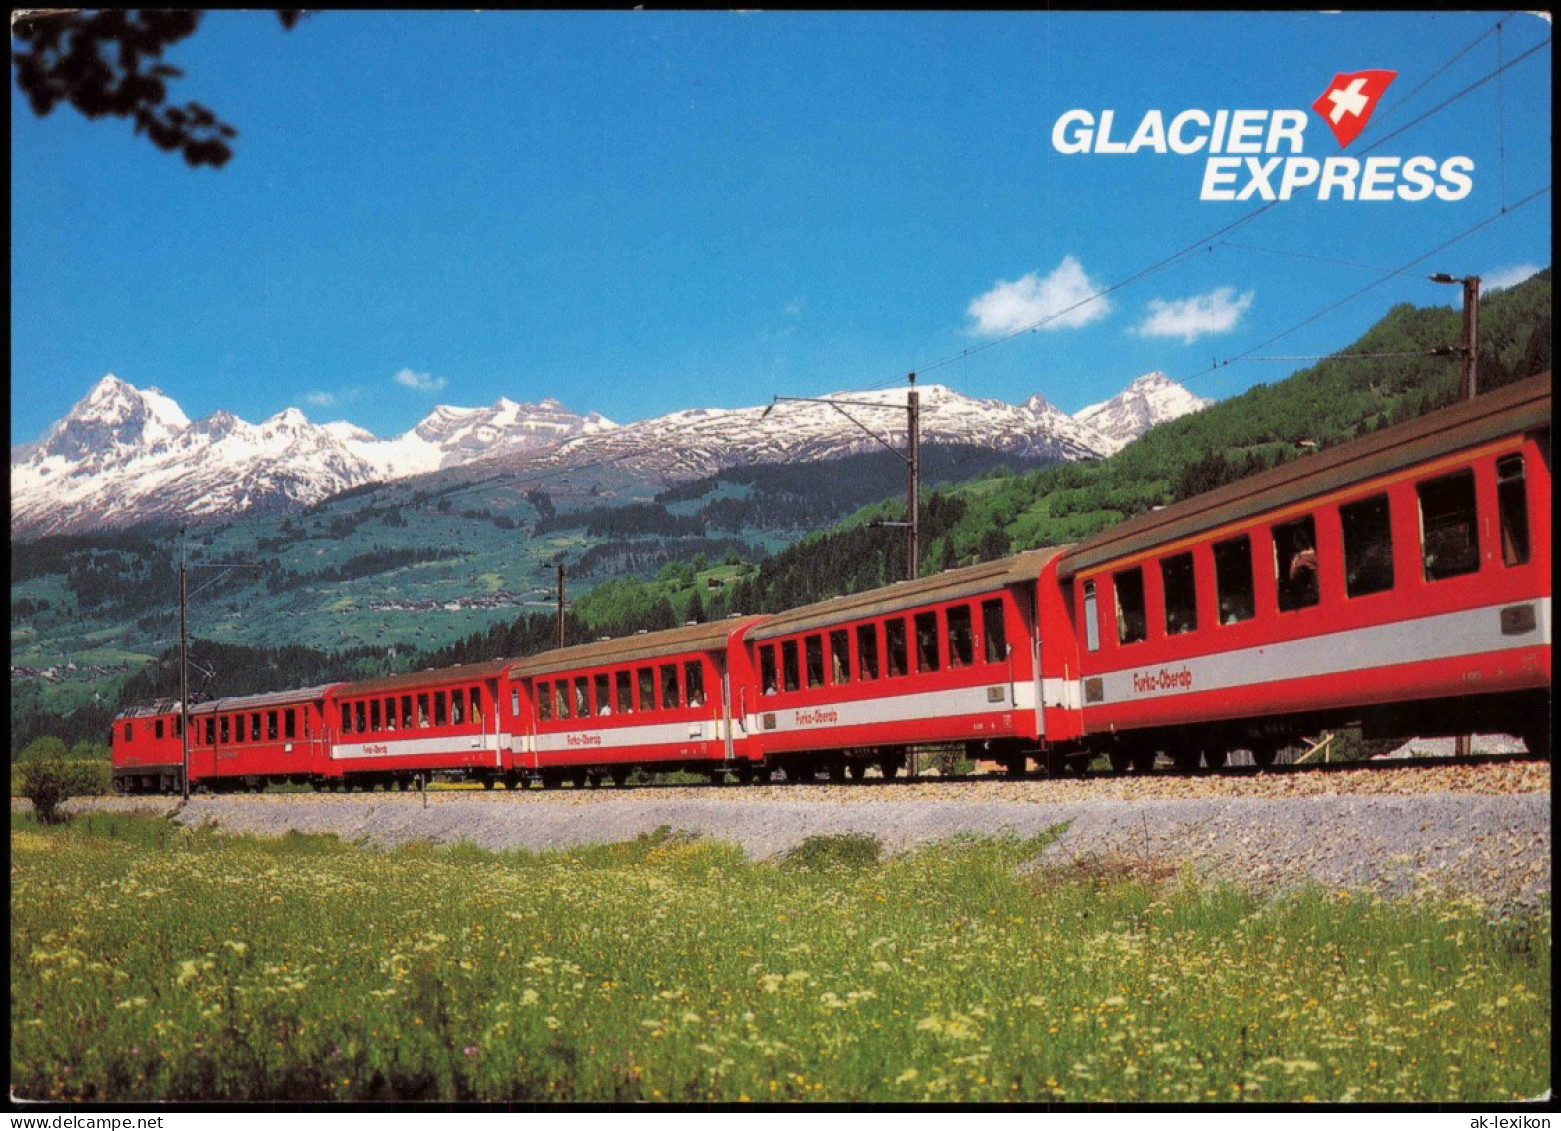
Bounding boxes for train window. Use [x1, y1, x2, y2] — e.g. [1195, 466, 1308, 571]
[471, 689, 484, 727]
[402, 696, 415, 729]
[511, 689, 520, 718]
[760, 645, 779, 695]
[885, 619, 908, 677]
[221, 716, 231, 743]
[451, 690, 465, 725]
[660, 664, 681, 710]
[538, 682, 553, 722]
[983, 599, 1007, 663]
[1213, 536, 1255, 624]
[123, 722, 133, 742]
[155, 719, 164, 740]
[685, 661, 705, 707]
[1273, 517, 1320, 612]
[555, 683, 571, 720]
[1418, 470, 1480, 581]
[947, 606, 974, 668]
[175, 715, 183, 738]
[1497, 454, 1531, 566]
[1161, 552, 1198, 636]
[1114, 567, 1147, 645]
[914, 611, 940, 673]
[1341, 494, 1395, 597]
[284, 710, 296, 740]
[573, 677, 590, 718]
[830, 629, 851, 684]
[1082, 581, 1100, 652]
[252, 712, 263, 741]
[595, 673, 612, 715]
[433, 692, 447, 727]
[369, 701, 382, 732]
[805, 635, 826, 689]
[782, 640, 801, 692]
[616, 670, 634, 713]
[268, 710, 279, 740]
[638, 668, 656, 712]
[353, 704, 366, 735]
[237, 714, 249, 742]
[383, 697, 396, 730]
[856, 624, 880, 681]
[204, 718, 215, 745]
[418, 694, 431, 728]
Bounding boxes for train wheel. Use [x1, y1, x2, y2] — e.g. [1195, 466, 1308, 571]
[482, 778, 495, 791]
[1004, 757, 1027, 777]
[1521, 720, 1551, 761]
[827, 760, 848, 783]
[1249, 740, 1280, 768]
[1203, 747, 1229, 770]
[1108, 750, 1132, 774]
[571, 770, 587, 789]
[848, 762, 867, 781]
[541, 773, 561, 790]
[879, 757, 900, 780]
[735, 764, 756, 785]
[587, 772, 603, 789]
[504, 775, 519, 790]
[1131, 746, 1157, 774]
[1171, 747, 1201, 772]
[612, 769, 631, 788]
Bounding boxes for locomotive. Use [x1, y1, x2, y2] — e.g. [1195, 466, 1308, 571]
[112, 373, 1551, 793]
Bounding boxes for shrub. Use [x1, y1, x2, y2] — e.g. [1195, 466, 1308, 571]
[20, 756, 106, 824]
[779, 833, 883, 873]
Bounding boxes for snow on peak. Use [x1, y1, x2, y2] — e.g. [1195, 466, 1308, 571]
[1073, 371, 1213, 454]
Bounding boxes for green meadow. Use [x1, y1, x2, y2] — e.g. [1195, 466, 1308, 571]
[10, 812, 1549, 1103]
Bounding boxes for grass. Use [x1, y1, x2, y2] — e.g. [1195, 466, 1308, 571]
[9, 813, 1550, 1103]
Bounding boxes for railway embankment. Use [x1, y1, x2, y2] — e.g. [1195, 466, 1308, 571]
[40, 761, 1550, 909]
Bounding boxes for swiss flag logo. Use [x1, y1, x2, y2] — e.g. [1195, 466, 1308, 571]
[1311, 70, 1397, 148]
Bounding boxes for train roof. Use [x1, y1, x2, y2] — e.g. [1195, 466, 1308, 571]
[188, 684, 340, 715]
[1057, 371, 1552, 580]
[114, 699, 183, 720]
[331, 657, 515, 699]
[510, 617, 768, 679]
[750, 546, 1065, 641]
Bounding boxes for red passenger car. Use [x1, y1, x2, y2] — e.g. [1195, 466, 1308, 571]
[508, 618, 764, 787]
[740, 549, 1063, 778]
[186, 685, 333, 790]
[1056, 373, 1551, 768]
[323, 659, 512, 789]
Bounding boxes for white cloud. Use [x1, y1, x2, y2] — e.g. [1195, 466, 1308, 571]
[304, 391, 338, 407]
[394, 367, 447, 394]
[1136, 286, 1254, 344]
[1482, 263, 1543, 292]
[966, 256, 1111, 337]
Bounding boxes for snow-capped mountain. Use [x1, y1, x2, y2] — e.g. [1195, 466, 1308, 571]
[11, 370, 1207, 537]
[1073, 371, 1213, 454]
[9, 376, 619, 537]
[529, 382, 1116, 482]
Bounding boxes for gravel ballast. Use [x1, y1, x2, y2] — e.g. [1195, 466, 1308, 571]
[48, 762, 1550, 908]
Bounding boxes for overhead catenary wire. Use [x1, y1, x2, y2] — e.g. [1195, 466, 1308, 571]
[1188, 184, 1550, 381]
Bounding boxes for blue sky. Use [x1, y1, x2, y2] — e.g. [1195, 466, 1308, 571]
[10, 10, 1552, 446]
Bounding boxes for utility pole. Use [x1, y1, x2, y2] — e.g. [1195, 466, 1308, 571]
[179, 546, 189, 801]
[175, 530, 259, 800]
[1430, 272, 1481, 759]
[557, 563, 566, 650]
[1459, 275, 1480, 401]
[906, 372, 920, 582]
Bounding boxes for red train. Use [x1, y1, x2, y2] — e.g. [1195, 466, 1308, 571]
[112, 373, 1551, 792]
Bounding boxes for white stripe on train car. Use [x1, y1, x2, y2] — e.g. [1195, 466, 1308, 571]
[1085, 597, 1550, 706]
[331, 733, 502, 761]
[532, 717, 720, 755]
[745, 678, 1040, 736]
